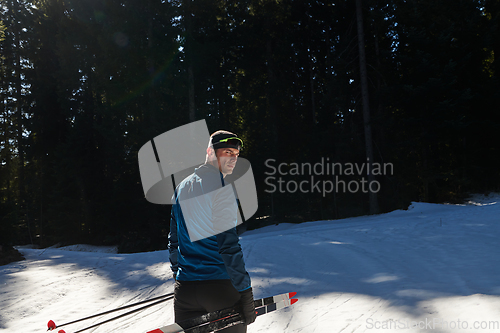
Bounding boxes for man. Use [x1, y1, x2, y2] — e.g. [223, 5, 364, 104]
[168, 130, 256, 332]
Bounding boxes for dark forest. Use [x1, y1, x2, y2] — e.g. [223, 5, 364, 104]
[1, 0, 499, 252]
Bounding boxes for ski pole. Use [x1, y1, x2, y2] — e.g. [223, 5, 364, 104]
[47, 292, 174, 331]
[72, 296, 174, 333]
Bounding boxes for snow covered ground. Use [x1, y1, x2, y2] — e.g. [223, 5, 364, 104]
[1, 194, 500, 333]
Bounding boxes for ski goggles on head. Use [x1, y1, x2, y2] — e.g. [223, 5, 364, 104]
[212, 137, 243, 150]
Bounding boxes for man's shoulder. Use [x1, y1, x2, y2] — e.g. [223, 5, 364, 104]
[171, 170, 196, 203]
[196, 163, 219, 176]
[174, 164, 223, 199]
[195, 164, 224, 189]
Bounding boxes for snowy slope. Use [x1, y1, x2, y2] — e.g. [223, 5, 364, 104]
[1, 195, 500, 333]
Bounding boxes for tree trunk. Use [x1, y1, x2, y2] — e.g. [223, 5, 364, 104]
[266, 35, 280, 220]
[12, 0, 29, 240]
[356, 0, 379, 214]
[309, 61, 316, 125]
[183, 1, 196, 123]
[148, 12, 156, 126]
[188, 64, 195, 122]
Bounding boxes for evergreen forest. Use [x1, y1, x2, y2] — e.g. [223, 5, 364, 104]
[1, 0, 499, 252]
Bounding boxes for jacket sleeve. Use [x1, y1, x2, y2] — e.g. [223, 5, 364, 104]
[216, 228, 251, 291]
[213, 185, 251, 292]
[168, 206, 179, 275]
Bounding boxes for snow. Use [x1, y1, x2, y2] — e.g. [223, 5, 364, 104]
[2, 194, 500, 333]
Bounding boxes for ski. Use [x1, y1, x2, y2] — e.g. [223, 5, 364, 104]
[147, 292, 297, 333]
[151, 291, 296, 333]
[150, 299, 297, 333]
[254, 291, 297, 307]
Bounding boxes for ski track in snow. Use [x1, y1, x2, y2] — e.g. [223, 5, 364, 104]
[1, 194, 500, 332]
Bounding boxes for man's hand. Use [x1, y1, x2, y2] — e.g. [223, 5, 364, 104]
[239, 288, 256, 325]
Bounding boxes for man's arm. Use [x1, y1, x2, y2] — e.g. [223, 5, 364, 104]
[216, 228, 251, 291]
[212, 185, 251, 292]
[217, 228, 256, 325]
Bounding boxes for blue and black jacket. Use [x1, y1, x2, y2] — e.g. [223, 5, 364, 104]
[168, 163, 251, 292]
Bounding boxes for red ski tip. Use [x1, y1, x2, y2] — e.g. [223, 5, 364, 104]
[289, 292, 297, 299]
[291, 298, 298, 305]
[47, 320, 56, 331]
[58, 330, 66, 333]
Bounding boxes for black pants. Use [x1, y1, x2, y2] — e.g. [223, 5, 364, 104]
[174, 279, 247, 333]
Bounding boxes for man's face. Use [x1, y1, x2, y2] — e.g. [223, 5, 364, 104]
[216, 147, 240, 176]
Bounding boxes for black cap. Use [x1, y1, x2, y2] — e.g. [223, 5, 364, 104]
[210, 133, 243, 151]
